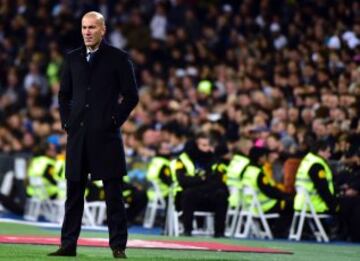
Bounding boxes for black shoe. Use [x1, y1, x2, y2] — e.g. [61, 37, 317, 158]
[48, 246, 76, 256]
[112, 248, 127, 259]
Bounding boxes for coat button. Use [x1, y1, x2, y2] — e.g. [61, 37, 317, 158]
[87, 87, 91, 91]
[85, 104, 90, 108]
[80, 122, 84, 126]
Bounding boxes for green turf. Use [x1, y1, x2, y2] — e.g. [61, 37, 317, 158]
[0, 222, 359, 261]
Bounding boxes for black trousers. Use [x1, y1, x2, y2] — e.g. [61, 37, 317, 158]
[266, 199, 294, 238]
[179, 187, 228, 236]
[339, 196, 360, 242]
[124, 187, 148, 224]
[61, 142, 128, 250]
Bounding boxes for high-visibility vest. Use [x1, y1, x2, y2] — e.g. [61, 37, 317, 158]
[54, 154, 66, 180]
[211, 161, 228, 180]
[87, 180, 130, 200]
[122, 176, 133, 198]
[226, 154, 250, 207]
[54, 155, 66, 200]
[240, 165, 278, 212]
[27, 156, 57, 199]
[87, 180, 106, 200]
[212, 160, 240, 208]
[227, 154, 250, 187]
[294, 152, 334, 212]
[146, 156, 171, 199]
[170, 152, 196, 195]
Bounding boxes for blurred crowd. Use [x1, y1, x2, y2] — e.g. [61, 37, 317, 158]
[0, 0, 360, 239]
[0, 0, 359, 164]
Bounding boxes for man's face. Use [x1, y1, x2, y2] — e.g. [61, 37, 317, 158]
[319, 148, 331, 159]
[196, 137, 213, 153]
[82, 15, 105, 49]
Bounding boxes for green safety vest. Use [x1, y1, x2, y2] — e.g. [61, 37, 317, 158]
[54, 158, 65, 180]
[212, 161, 240, 208]
[27, 156, 57, 199]
[170, 152, 196, 195]
[294, 152, 334, 212]
[146, 156, 171, 199]
[211, 162, 227, 174]
[227, 154, 250, 187]
[226, 154, 250, 208]
[54, 158, 66, 199]
[122, 176, 132, 198]
[86, 180, 131, 199]
[240, 165, 278, 213]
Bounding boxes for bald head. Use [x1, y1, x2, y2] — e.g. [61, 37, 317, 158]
[81, 11, 106, 50]
[82, 11, 105, 27]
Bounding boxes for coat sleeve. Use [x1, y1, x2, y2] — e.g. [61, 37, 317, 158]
[159, 165, 173, 186]
[257, 172, 290, 200]
[113, 57, 139, 127]
[175, 160, 205, 189]
[58, 54, 73, 130]
[308, 163, 338, 212]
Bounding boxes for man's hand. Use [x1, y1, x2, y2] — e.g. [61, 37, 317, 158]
[344, 188, 359, 197]
[195, 169, 206, 180]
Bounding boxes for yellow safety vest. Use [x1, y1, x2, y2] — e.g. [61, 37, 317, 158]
[122, 176, 132, 198]
[54, 155, 66, 200]
[27, 156, 57, 199]
[170, 152, 196, 195]
[226, 154, 250, 208]
[146, 156, 171, 199]
[240, 165, 278, 212]
[294, 152, 334, 212]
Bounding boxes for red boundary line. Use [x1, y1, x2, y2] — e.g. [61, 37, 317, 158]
[0, 235, 292, 254]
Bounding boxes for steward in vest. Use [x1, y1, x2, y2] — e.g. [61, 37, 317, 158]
[294, 141, 338, 214]
[173, 132, 228, 238]
[27, 143, 60, 200]
[226, 152, 250, 208]
[86, 176, 147, 226]
[241, 147, 293, 237]
[146, 142, 172, 201]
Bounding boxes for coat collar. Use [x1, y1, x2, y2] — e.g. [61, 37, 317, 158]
[79, 40, 108, 66]
[80, 40, 108, 58]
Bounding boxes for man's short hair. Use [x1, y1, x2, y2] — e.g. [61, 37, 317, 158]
[312, 140, 330, 153]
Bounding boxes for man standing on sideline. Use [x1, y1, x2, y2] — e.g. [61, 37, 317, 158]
[48, 11, 138, 258]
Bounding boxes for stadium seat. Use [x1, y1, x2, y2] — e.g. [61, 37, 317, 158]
[165, 185, 215, 237]
[233, 186, 279, 239]
[24, 175, 64, 223]
[82, 201, 107, 227]
[224, 186, 242, 237]
[288, 186, 330, 242]
[143, 181, 166, 228]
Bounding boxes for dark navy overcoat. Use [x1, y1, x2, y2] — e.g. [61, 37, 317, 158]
[58, 41, 138, 181]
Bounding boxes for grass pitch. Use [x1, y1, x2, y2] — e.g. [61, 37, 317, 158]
[0, 222, 359, 261]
